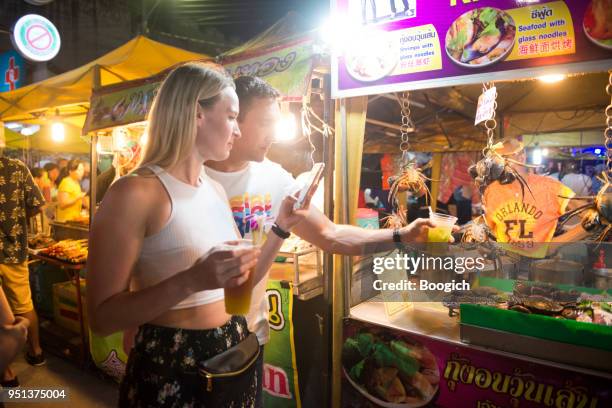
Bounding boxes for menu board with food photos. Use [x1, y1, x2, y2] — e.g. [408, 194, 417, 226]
[342, 318, 612, 407]
[331, 0, 612, 98]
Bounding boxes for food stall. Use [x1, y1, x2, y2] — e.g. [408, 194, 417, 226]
[329, 1, 612, 407]
[0, 36, 208, 366]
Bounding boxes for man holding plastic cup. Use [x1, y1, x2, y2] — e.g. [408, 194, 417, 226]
[204, 76, 456, 407]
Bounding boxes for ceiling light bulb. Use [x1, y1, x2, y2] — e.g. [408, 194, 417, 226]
[275, 113, 297, 142]
[532, 148, 543, 165]
[51, 122, 65, 142]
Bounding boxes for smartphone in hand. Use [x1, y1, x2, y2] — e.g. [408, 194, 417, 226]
[293, 163, 325, 210]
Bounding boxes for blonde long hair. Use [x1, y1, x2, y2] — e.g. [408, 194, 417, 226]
[138, 62, 234, 170]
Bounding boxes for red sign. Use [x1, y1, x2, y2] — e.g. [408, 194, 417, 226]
[4, 57, 20, 91]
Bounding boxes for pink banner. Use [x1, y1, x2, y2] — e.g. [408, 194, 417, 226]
[343, 318, 611, 408]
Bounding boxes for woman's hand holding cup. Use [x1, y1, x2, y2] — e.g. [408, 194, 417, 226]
[187, 242, 260, 292]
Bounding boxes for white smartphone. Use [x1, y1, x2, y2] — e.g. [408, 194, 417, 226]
[293, 163, 325, 210]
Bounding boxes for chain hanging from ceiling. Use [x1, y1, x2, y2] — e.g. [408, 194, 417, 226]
[482, 82, 498, 156]
[605, 71, 612, 178]
[398, 91, 415, 164]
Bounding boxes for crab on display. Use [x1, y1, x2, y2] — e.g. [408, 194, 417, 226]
[467, 139, 538, 198]
[459, 215, 495, 244]
[458, 214, 514, 263]
[558, 172, 612, 242]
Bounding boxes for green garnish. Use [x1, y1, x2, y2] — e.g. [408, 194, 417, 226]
[480, 23, 501, 38]
[479, 8, 499, 26]
[349, 359, 365, 381]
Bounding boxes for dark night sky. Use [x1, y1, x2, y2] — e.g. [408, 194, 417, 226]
[148, 0, 329, 44]
[0, 0, 329, 79]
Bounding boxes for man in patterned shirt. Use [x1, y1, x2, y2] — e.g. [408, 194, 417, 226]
[0, 155, 45, 386]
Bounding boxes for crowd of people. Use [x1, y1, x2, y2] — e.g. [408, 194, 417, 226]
[541, 159, 604, 197]
[30, 158, 90, 224]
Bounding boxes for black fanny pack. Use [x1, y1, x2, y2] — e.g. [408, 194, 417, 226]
[199, 332, 260, 392]
[143, 332, 260, 395]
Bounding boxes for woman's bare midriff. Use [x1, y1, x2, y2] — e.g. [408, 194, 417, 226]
[148, 300, 231, 330]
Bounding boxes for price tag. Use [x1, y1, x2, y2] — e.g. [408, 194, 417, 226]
[378, 250, 413, 317]
[474, 86, 497, 125]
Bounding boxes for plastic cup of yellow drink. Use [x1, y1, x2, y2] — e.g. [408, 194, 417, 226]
[224, 217, 266, 315]
[427, 207, 458, 243]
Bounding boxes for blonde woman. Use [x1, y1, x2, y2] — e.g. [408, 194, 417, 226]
[87, 63, 307, 407]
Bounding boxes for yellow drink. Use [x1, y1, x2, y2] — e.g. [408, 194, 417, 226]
[224, 269, 254, 315]
[427, 226, 452, 243]
[224, 220, 265, 316]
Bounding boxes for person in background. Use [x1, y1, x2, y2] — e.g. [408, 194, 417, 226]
[0, 155, 46, 387]
[561, 161, 592, 197]
[0, 287, 30, 380]
[482, 141, 592, 263]
[547, 160, 561, 180]
[56, 159, 88, 222]
[591, 163, 606, 194]
[43, 162, 60, 200]
[80, 162, 91, 193]
[31, 168, 51, 203]
[96, 146, 141, 204]
[57, 158, 68, 173]
[453, 184, 473, 225]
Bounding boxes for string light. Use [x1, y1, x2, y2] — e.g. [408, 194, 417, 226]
[538, 74, 565, 84]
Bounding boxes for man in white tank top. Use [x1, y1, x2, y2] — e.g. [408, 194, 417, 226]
[205, 76, 442, 407]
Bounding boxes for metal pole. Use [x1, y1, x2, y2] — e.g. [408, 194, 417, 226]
[321, 73, 333, 408]
[142, 0, 163, 35]
[89, 65, 101, 224]
[340, 99, 351, 317]
[142, 0, 147, 34]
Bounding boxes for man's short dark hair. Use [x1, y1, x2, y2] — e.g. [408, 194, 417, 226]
[234, 76, 280, 121]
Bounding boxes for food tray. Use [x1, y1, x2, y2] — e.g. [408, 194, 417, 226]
[460, 303, 612, 353]
[460, 323, 612, 373]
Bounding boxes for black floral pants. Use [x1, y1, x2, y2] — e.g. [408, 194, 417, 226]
[119, 316, 257, 407]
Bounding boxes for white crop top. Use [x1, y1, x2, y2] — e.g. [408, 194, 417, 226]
[131, 165, 238, 310]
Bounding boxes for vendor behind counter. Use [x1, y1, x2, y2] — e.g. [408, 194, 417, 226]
[56, 159, 88, 222]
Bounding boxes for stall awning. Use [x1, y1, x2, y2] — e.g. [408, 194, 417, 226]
[0, 36, 208, 127]
[219, 13, 317, 101]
